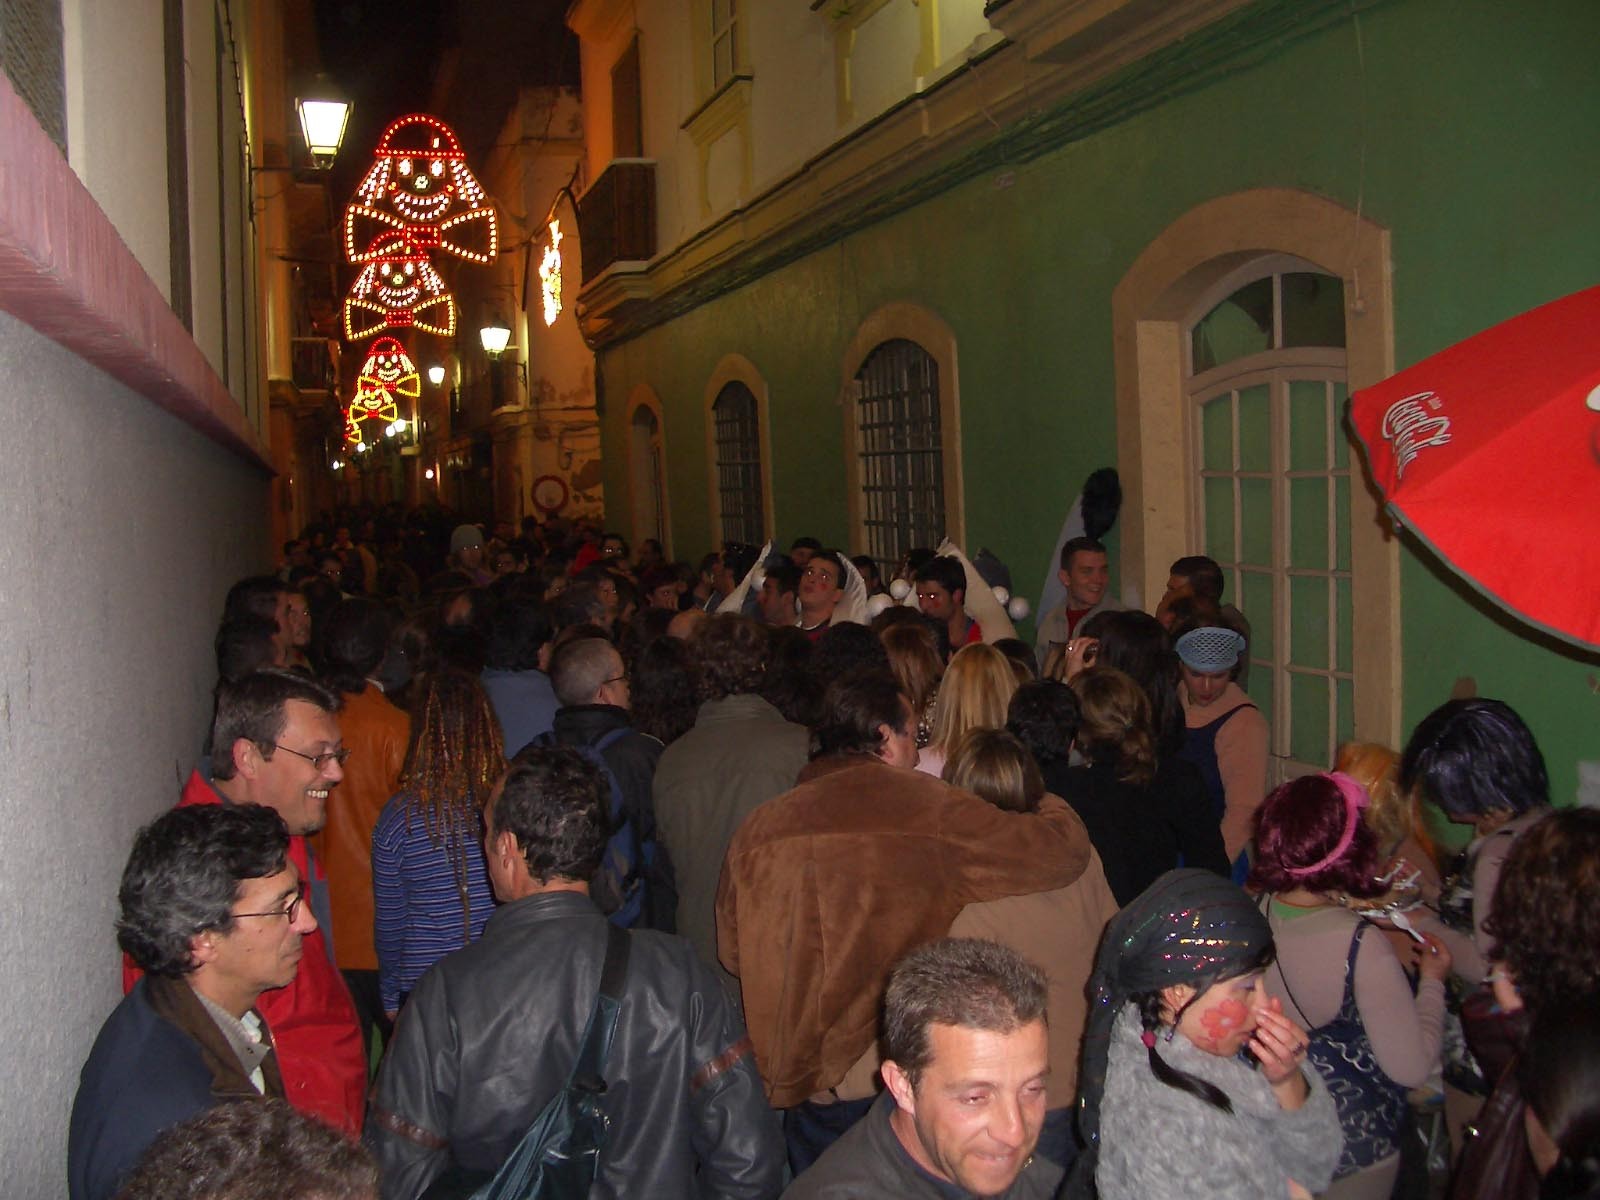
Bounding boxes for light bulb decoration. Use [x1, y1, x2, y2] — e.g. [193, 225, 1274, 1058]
[342, 336, 419, 446]
[539, 219, 564, 326]
[342, 232, 457, 340]
[344, 113, 497, 264]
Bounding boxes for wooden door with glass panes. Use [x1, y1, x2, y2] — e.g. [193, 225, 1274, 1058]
[1188, 263, 1355, 784]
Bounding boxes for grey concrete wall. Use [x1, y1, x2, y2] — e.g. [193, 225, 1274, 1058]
[0, 311, 268, 1194]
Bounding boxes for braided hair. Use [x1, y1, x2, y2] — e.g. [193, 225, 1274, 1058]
[396, 669, 506, 934]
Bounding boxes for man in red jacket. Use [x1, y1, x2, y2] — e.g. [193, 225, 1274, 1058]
[124, 670, 367, 1134]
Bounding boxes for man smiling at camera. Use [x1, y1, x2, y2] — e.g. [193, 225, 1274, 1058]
[121, 670, 367, 1136]
[783, 938, 1060, 1199]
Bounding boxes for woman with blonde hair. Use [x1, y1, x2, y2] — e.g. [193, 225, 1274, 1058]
[372, 669, 506, 1019]
[939, 728, 1121, 1167]
[1060, 666, 1229, 905]
[880, 619, 944, 747]
[916, 641, 1018, 777]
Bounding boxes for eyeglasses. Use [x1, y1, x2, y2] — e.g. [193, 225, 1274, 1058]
[270, 743, 351, 770]
[234, 887, 306, 923]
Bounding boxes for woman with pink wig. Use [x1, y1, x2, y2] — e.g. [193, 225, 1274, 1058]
[1250, 772, 1453, 1200]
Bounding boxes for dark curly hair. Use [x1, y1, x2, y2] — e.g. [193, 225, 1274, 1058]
[1249, 773, 1386, 899]
[115, 1098, 377, 1199]
[1005, 679, 1080, 770]
[1485, 808, 1600, 1017]
[497, 745, 610, 885]
[688, 614, 769, 703]
[1399, 698, 1548, 820]
[117, 806, 289, 977]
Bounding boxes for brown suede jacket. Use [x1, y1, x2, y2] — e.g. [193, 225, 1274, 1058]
[715, 755, 1092, 1107]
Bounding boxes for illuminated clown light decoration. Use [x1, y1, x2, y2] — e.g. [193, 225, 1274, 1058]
[343, 113, 498, 266]
[342, 232, 458, 340]
[343, 337, 419, 446]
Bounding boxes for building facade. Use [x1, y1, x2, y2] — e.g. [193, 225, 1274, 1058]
[566, 0, 1600, 815]
[0, 0, 298, 1187]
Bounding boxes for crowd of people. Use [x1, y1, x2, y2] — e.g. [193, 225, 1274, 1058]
[65, 505, 1600, 1200]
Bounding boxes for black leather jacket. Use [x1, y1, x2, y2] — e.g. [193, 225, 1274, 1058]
[367, 892, 781, 1199]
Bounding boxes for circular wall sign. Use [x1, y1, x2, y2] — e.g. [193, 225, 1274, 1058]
[531, 474, 569, 514]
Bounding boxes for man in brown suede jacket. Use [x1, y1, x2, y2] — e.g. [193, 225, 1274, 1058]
[716, 669, 1091, 1176]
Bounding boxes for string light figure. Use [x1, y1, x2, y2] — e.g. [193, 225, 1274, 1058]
[539, 220, 564, 326]
[342, 232, 458, 339]
[342, 336, 420, 446]
[343, 113, 498, 265]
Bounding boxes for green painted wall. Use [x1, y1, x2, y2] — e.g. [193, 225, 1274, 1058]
[597, 0, 1600, 804]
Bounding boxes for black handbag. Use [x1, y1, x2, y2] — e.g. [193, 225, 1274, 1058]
[420, 924, 632, 1200]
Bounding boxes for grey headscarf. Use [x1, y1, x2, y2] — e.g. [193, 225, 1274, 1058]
[1068, 869, 1274, 1198]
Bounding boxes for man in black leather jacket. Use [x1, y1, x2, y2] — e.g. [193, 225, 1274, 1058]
[366, 747, 782, 1200]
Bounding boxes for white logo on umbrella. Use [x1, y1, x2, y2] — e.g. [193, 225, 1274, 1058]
[1381, 391, 1452, 480]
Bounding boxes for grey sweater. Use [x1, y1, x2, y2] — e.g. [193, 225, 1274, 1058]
[1096, 1003, 1341, 1200]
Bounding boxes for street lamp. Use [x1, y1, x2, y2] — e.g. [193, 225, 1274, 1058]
[478, 322, 512, 358]
[296, 91, 351, 167]
[427, 365, 446, 386]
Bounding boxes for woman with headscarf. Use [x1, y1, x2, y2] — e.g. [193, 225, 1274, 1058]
[1070, 869, 1340, 1200]
[1252, 772, 1452, 1200]
[1175, 624, 1268, 881]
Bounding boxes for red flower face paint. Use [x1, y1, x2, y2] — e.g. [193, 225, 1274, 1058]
[1174, 973, 1263, 1056]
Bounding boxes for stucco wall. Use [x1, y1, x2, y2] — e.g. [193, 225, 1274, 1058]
[0, 311, 268, 1194]
[595, 0, 1600, 806]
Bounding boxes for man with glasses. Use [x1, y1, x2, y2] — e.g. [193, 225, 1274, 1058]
[121, 670, 367, 1136]
[543, 637, 672, 930]
[70, 805, 314, 1200]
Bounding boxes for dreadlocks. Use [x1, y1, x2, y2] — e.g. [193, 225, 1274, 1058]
[397, 669, 506, 936]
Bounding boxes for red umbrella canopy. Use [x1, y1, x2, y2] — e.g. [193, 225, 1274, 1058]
[1348, 285, 1600, 650]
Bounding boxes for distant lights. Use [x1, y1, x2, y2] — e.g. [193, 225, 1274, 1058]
[424, 467, 435, 480]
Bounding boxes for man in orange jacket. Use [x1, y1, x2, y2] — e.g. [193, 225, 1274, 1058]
[123, 670, 367, 1134]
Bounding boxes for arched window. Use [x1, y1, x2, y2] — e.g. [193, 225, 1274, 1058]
[628, 396, 668, 551]
[1188, 259, 1352, 775]
[842, 303, 963, 564]
[1113, 188, 1398, 765]
[711, 380, 764, 545]
[855, 338, 943, 564]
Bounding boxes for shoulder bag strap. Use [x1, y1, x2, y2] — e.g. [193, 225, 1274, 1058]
[571, 924, 631, 1089]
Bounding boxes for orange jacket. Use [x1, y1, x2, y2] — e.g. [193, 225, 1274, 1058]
[309, 685, 409, 971]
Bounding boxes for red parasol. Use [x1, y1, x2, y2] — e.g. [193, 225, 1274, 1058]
[1347, 285, 1600, 650]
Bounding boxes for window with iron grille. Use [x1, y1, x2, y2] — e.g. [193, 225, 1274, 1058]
[856, 338, 943, 566]
[0, 0, 64, 153]
[712, 380, 763, 545]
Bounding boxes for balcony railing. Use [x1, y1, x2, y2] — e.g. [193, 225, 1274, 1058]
[576, 159, 656, 284]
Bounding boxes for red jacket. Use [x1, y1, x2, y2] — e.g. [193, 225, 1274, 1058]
[121, 771, 367, 1134]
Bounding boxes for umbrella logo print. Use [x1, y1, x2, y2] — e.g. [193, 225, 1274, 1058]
[1381, 391, 1451, 480]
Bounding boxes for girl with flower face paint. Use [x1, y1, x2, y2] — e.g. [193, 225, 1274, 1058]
[1067, 870, 1342, 1200]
